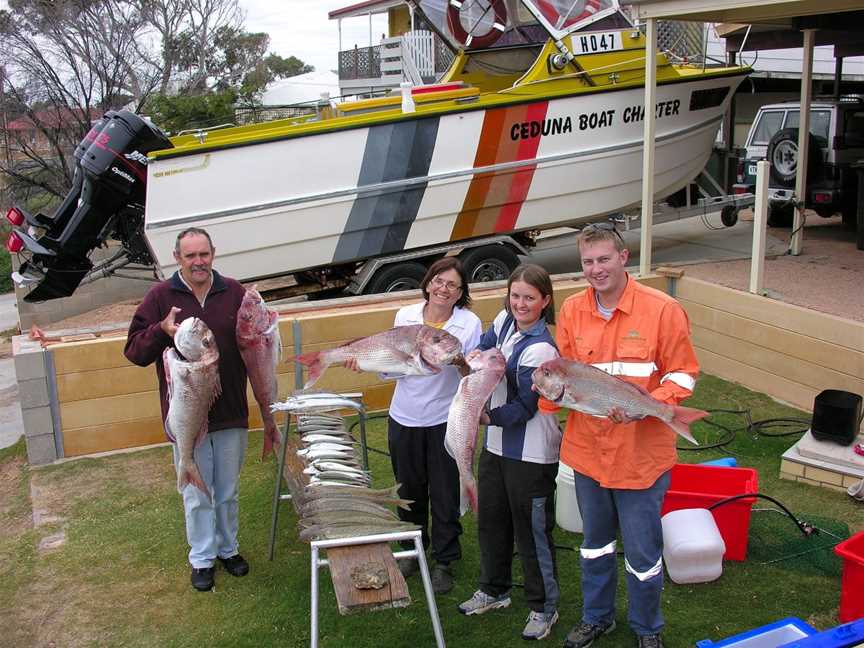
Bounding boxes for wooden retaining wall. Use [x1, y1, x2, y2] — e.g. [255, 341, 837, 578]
[673, 275, 864, 433]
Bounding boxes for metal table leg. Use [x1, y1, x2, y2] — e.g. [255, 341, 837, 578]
[267, 416, 291, 561]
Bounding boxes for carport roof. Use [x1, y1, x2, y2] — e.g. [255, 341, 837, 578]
[623, 0, 864, 56]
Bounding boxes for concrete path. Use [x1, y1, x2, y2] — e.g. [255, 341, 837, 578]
[0, 292, 23, 449]
[0, 358, 23, 450]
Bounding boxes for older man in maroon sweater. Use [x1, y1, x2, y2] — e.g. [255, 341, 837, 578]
[125, 227, 250, 592]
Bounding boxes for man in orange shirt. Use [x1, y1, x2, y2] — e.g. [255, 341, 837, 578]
[552, 223, 700, 648]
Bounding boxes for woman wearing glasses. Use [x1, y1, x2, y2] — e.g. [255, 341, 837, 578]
[457, 263, 562, 642]
[386, 257, 482, 594]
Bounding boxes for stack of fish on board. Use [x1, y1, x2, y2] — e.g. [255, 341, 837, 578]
[271, 392, 418, 541]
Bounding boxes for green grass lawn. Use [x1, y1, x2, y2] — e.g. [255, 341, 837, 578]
[1, 374, 862, 647]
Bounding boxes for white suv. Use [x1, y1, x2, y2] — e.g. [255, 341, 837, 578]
[734, 98, 864, 227]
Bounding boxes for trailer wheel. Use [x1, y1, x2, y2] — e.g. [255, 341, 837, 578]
[364, 262, 427, 294]
[460, 245, 520, 284]
[720, 205, 738, 227]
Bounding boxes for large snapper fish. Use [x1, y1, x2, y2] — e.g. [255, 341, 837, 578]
[445, 348, 506, 515]
[163, 317, 221, 500]
[236, 288, 282, 459]
[531, 357, 708, 444]
[292, 324, 463, 389]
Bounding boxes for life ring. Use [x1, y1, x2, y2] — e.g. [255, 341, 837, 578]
[535, 0, 602, 29]
[446, 0, 507, 49]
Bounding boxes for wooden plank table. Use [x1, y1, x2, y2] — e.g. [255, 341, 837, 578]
[326, 542, 410, 614]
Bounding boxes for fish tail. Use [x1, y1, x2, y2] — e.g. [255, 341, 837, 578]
[177, 459, 211, 502]
[460, 473, 478, 516]
[668, 405, 710, 445]
[291, 351, 328, 388]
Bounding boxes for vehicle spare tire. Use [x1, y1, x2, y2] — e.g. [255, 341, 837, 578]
[459, 245, 520, 284]
[766, 127, 823, 188]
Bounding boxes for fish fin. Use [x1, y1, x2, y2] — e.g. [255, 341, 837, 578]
[177, 459, 211, 502]
[443, 434, 457, 461]
[163, 348, 174, 400]
[407, 352, 438, 375]
[291, 351, 328, 388]
[667, 405, 710, 445]
[163, 417, 175, 443]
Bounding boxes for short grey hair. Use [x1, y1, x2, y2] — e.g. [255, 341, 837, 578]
[174, 227, 214, 254]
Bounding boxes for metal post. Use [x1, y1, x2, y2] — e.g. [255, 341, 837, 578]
[791, 28, 816, 256]
[310, 544, 320, 648]
[750, 160, 770, 295]
[267, 414, 291, 561]
[359, 409, 369, 471]
[293, 319, 304, 390]
[639, 18, 658, 276]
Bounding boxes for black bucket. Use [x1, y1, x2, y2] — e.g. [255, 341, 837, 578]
[811, 390, 863, 445]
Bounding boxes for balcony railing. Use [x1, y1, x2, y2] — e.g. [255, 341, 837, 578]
[337, 31, 453, 87]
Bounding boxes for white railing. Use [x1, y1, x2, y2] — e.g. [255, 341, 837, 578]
[402, 30, 436, 79]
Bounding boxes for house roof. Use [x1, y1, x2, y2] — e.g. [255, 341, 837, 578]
[328, 0, 404, 20]
[7, 107, 101, 131]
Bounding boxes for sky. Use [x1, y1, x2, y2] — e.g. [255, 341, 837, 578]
[241, 0, 389, 75]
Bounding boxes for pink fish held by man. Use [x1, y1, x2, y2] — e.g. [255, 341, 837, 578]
[445, 348, 507, 515]
[531, 357, 708, 444]
[292, 324, 463, 388]
[163, 317, 222, 499]
[236, 288, 282, 459]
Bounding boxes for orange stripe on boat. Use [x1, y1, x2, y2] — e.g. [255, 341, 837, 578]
[451, 102, 549, 240]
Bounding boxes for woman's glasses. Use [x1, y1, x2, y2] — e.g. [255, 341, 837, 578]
[430, 277, 462, 292]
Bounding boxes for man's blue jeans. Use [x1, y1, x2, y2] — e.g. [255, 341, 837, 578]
[572, 469, 671, 636]
[172, 427, 248, 568]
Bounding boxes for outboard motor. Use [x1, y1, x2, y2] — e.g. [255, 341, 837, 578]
[6, 111, 172, 301]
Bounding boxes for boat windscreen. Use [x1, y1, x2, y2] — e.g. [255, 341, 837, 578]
[408, 0, 627, 51]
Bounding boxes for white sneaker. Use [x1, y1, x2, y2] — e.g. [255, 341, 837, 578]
[457, 589, 512, 615]
[522, 610, 559, 640]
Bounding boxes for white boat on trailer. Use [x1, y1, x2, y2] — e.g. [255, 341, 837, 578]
[7, 0, 749, 302]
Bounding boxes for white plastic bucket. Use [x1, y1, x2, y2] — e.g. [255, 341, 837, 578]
[555, 462, 583, 533]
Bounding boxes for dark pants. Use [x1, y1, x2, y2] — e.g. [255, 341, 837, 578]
[477, 449, 559, 614]
[388, 417, 462, 564]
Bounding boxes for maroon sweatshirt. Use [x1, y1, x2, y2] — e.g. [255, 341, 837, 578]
[124, 270, 249, 434]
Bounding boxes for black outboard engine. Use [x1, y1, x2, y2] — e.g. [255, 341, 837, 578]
[7, 111, 172, 302]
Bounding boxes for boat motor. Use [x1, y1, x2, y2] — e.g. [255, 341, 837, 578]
[7, 111, 172, 302]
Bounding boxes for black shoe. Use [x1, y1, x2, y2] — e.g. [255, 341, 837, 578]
[397, 558, 418, 578]
[218, 554, 249, 577]
[431, 563, 454, 595]
[636, 635, 664, 648]
[191, 566, 215, 591]
[563, 620, 616, 648]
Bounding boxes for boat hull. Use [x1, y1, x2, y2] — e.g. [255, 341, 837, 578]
[144, 73, 745, 280]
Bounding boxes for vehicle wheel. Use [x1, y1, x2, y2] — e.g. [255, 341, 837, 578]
[814, 205, 836, 219]
[459, 245, 520, 284]
[766, 128, 822, 188]
[720, 205, 738, 227]
[767, 204, 794, 228]
[364, 261, 427, 294]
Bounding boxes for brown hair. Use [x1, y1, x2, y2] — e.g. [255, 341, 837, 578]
[577, 222, 626, 252]
[420, 257, 471, 309]
[504, 263, 555, 324]
[174, 227, 214, 254]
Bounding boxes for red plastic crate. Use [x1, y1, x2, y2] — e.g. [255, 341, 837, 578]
[661, 463, 759, 561]
[834, 530, 864, 623]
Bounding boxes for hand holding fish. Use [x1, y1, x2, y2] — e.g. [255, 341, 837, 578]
[607, 406, 638, 424]
[161, 306, 181, 338]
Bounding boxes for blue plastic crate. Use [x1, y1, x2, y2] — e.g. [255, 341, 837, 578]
[696, 617, 816, 647]
[779, 618, 864, 647]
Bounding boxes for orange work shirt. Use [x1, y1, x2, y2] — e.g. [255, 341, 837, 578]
[547, 274, 700, 489]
